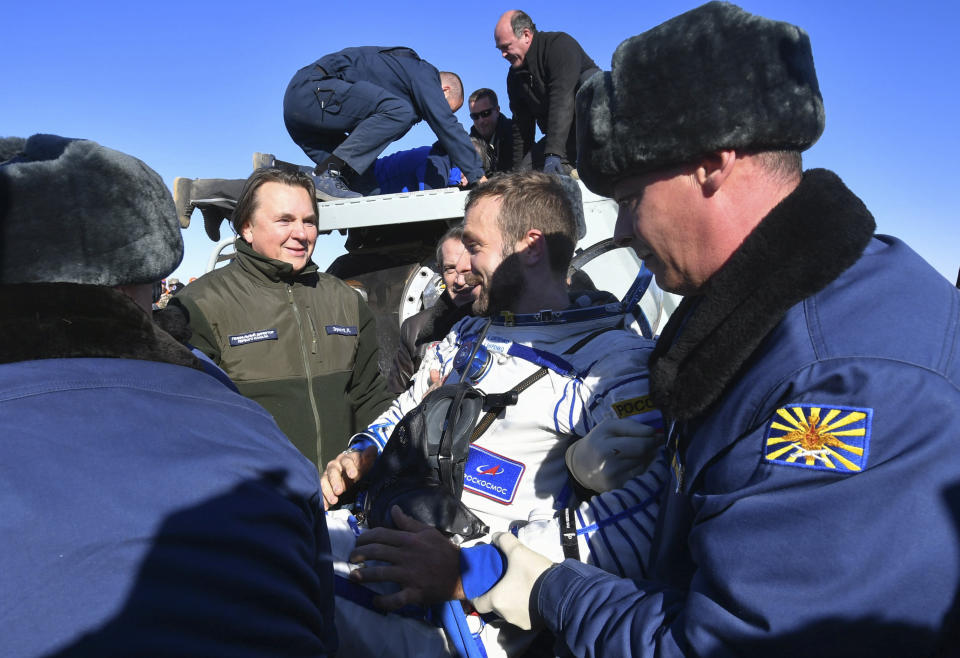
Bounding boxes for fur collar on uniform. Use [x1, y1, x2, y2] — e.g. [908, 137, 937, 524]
[649, 168, 876, 421]
[0, 283, 203, 370]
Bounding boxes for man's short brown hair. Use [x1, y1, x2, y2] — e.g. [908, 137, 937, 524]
[469, 88, 498, 107]
[231, 167, 317, 236]
[753, 149, 803, 184]
[464, 172, 578, 277]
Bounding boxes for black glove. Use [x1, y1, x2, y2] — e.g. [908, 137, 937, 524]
[542, 154, 566, 175]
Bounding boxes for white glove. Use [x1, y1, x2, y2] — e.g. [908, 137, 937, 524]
[470, 532, 555, 630]
[565, 418, 660, 492]
[515, 510, 566, 563]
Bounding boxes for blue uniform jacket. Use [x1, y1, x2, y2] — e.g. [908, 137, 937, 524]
[315, 47, 484, 183]
[534, 170, 960, 656]
[373, 144, 459, 194]
[0, 284, 337, 657]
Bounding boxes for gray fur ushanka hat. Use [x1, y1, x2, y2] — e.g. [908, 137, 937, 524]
[577, 1, 825, 197]
[0, 134, 182, 285]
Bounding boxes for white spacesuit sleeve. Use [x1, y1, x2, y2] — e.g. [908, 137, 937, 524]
[513, 452, 669, 580]
[510, 328, 669, 579]
[544, 326, 661, 443]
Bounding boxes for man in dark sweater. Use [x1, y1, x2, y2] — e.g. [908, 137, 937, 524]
[173, 168, 393, 469]
[494, 10, 599, 175]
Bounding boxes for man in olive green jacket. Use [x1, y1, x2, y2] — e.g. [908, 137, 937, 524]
[173, 168, 392, 469]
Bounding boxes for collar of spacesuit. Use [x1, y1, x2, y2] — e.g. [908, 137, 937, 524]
[493, 302, 622, 327]
[492, 267, 651, 328]
[649, 168, 877, 422]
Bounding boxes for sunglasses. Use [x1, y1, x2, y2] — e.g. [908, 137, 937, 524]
[470, 108, 494, 120]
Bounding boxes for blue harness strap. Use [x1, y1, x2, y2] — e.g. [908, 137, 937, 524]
[439, 601, 488, 658]
[506, 342, 575, 375]
[623, 266, 654, 337]
[488, 266, 655, 332]
[622, 265, 653, 310]
[492, 303, 621, 327]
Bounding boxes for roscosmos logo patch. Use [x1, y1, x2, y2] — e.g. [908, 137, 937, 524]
[462, 445, 525, 504]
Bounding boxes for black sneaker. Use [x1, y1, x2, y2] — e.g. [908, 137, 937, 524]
[312, 168, 362, 200]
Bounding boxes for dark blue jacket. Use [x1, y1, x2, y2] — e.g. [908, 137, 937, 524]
[316, 47, 484, 183]
[0, 284, 337, 657]
[534, 170, 960, 656]
[373, 144, 460, 194]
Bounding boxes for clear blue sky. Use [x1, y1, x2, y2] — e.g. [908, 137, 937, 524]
[4, 0, 957, 284]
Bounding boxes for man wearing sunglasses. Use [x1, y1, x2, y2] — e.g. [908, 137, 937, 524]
[468, 88, 515, 174]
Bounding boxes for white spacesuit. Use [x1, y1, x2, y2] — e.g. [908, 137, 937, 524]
[331, 293, 666, 657]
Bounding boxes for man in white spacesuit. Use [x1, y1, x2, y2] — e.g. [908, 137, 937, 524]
[322, 172, 668, 657]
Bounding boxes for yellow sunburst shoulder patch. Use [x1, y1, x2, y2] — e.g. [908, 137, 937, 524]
[764, 404, 872, 473]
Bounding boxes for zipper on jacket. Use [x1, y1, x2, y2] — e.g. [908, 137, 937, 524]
[307, 311, 319, 355]
[288, 286, 323, 465]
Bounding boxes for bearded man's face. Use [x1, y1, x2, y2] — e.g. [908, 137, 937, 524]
[461, 196, 526, 316]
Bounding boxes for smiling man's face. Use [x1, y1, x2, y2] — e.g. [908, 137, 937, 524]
[461, 195, 527, 316]
[612, 168, 708, 296]
[494, 16, 533, 69]
[440, 237, 478, 306]
[241, 181, 318, 272]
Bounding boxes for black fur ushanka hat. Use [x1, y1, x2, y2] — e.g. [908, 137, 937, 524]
[0, 134, 183, 285]
[576, 1, 825, 197]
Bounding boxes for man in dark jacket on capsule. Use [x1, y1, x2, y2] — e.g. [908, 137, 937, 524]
[494, 10, 599, 175]
[283, 46, 486, 199]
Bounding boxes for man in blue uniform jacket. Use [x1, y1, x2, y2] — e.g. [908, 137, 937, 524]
[471, 3, 960, 655]
[283, 46, 486, 199]
[0, 134, 337, 656]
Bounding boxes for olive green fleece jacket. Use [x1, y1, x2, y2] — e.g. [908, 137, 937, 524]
[172, 240, 392, 469]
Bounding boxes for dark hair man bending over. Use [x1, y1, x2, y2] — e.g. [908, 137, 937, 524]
[283, 47, 487, 199]
[173, 168, 392, 469]
[494, 10, 599, 175]
[475, 3, 960, 655]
